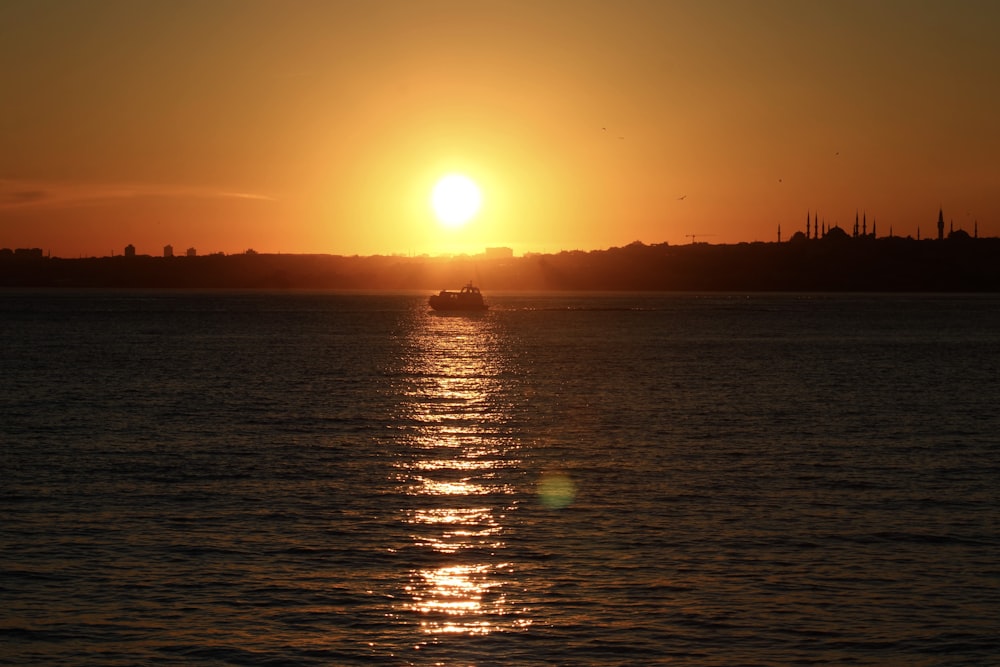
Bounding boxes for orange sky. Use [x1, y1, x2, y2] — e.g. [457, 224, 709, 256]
[2, 0, 998, 257]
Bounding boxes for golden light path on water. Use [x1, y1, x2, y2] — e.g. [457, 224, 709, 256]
[393, 308, 530, 636]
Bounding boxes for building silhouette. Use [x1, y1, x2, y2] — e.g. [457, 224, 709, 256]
[485, 247, 514, 260]
[787, 207, 976, 242]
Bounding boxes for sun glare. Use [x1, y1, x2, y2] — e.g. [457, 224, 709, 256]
[431, 174, 482, 228]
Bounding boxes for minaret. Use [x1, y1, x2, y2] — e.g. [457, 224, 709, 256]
[862, 212, 867, 237]
[937, 208, 945, 240]
[872, 218, 876, 238]
[806, 211, 811, 239]
[854, 211, 859, 238]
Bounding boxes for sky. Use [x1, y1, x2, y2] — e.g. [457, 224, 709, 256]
[1, 0, 998, 257]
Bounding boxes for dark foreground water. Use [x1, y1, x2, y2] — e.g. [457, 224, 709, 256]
[2, 290, 999, 666]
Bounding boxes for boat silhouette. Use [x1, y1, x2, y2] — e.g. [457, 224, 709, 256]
[428, 282, 488, 311]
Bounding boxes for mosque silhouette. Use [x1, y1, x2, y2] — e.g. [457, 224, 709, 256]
[780, 207, 978, 243]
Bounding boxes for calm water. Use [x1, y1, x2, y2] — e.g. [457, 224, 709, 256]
[2, 290, 999, 665]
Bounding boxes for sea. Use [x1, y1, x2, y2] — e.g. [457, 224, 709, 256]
[2, 290, 998, 666]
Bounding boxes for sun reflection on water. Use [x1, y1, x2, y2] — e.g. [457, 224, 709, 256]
[391, 305, 531, 635]
[404, 563, 531, 635]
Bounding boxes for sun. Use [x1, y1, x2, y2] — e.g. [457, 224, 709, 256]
[431, 174, 482, 228]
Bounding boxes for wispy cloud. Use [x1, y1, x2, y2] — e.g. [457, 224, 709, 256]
[216, 191, 278, 201]
[0, 180, 277, 209]
[0, 189, 49, 205]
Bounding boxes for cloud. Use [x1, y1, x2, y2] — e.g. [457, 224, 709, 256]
[215, 191, 278, 201]
[0, 180, 277, 208]
[0, 189, 49, 205]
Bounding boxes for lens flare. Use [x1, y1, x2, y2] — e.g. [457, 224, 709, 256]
[538, 471, 576, 509]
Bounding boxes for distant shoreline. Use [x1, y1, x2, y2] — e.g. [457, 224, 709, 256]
[3, 236, 1000, 291]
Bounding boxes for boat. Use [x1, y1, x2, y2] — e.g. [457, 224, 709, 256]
[429, 282, 489, 311]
